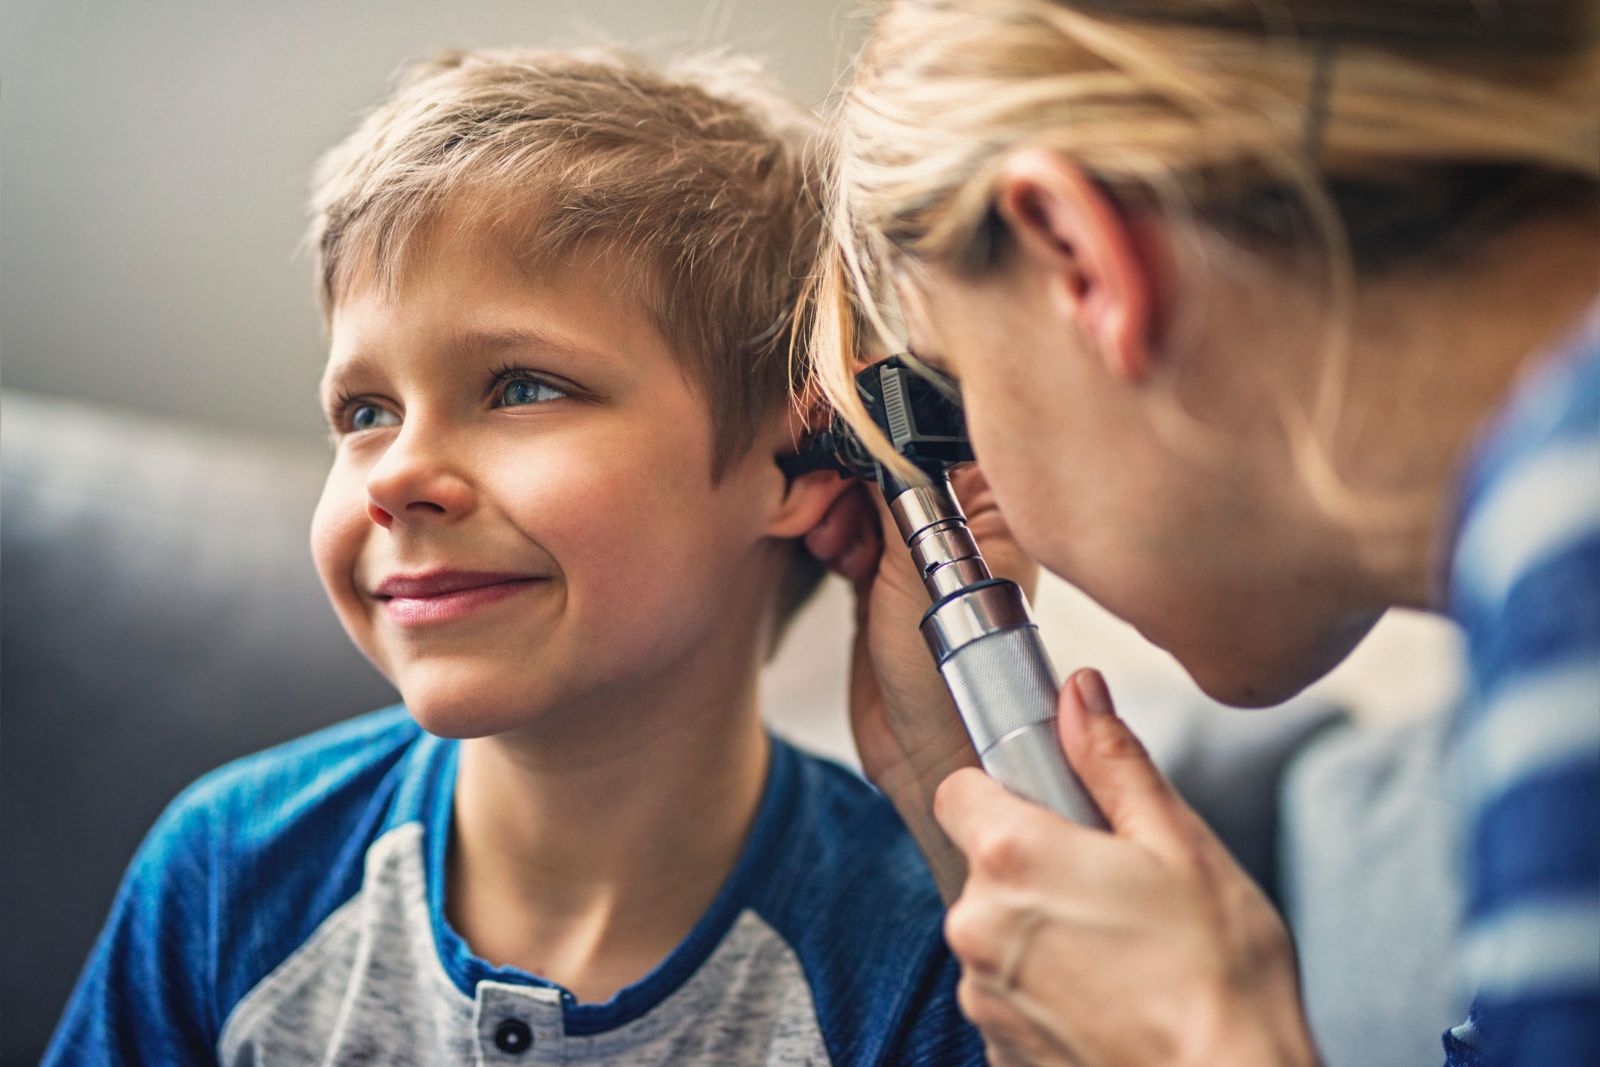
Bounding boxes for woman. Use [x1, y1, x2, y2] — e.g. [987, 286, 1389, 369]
[801, 1, 1599, 1064]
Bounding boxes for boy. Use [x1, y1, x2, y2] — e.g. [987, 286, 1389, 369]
[44, 47, 982, 1065]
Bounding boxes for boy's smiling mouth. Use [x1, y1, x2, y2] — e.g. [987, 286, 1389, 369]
[372, 570, 546, 627]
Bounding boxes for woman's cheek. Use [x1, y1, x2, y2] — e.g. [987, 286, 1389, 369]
[959, 394, 1063, 576]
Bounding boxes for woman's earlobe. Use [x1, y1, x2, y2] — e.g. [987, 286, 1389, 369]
[993, 149, 1154, 382]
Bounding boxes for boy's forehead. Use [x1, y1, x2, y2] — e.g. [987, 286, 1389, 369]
[321, 320, 616, 381]
[319, 217, 701, 396]
[334, 202, 546, 303]
[333, 197, 666, 324]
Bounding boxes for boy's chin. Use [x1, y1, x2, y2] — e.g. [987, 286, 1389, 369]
[406, 701, 527, 740]
[392, 665, 560, 740]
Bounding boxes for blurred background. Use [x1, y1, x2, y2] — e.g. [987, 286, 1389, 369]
[2, 0, 860, 437]
[1, 2, 1468, 1065]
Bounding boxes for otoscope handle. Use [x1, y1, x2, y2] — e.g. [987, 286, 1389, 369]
[839, 357, 1105, 825]
[924, 583, 1108, 828]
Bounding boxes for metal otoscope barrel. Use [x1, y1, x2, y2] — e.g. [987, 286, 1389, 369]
[888, 479, 1107, 829]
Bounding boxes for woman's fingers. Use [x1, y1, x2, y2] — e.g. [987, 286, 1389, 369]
[948, 464, 997, 514]
[960, 971, 1083, 1067]
[935, 768, 1059, 889]
[932, 671, 1315, 1066]
[948, 466, 1037, 595]
[804, 484, 880, 585]
[1055, 669, 1198, 864]
[935, 670, 1190, 856]
[933, 767, 1120, 901]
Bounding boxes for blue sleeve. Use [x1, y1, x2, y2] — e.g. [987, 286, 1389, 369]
[42, 785, 220, 1066]
[882, 953, 987, 1067]
[1445, 337, 1600, 1067]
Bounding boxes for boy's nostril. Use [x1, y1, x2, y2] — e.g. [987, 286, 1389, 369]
[367, 502, 394, 526]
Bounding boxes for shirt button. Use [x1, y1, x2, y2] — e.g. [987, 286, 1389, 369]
[494, 1018, 534, 1054]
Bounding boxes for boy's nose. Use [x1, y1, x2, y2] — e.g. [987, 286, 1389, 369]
[364, 431, 476, 526]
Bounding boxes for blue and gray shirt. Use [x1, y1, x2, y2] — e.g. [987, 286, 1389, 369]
[1443, 302, 1600, 1066]
[45, 711, 982, 1065]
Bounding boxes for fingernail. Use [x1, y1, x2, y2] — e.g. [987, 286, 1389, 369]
[1074, 669, 1113, 716]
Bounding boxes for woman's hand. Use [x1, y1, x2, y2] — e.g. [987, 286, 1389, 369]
[805, 465, 1038, 901]
[933, 669, 1320, 1067]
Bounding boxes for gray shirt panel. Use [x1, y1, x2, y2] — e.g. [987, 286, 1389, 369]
[218, 823, 831, 1066]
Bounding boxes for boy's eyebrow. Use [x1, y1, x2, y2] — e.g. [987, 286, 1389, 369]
[319, 353, 377, 408]
[320, 325, 615, 402]
[443, 325, 614, 367]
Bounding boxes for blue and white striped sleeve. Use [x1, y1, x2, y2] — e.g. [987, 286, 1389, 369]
[1445, 327, 1600, 1067]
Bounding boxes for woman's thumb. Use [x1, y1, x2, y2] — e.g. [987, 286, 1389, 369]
[1057, 669, 1189, 853]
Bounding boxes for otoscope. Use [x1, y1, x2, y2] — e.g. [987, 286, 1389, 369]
[783, 356, 1105, 828]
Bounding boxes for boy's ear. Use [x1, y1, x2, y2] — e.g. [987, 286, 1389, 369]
[992, 148, 1153, 381]
[768, 468, 851, 539]
[765, 406, 852, 539]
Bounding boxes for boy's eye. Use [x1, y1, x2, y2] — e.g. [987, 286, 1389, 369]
[498, 378, 569, 407]
[349, 403, 400, 432]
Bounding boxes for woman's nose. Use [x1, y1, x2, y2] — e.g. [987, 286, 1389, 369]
[364, 426, 476, 528]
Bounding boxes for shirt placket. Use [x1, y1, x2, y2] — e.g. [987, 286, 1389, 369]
[473, 981, 565, 1066]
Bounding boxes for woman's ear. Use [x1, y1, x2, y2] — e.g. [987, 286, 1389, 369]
[992, 149, 1153, 381]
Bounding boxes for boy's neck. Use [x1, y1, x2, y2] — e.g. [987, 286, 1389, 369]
[445, 641, 774, 1004]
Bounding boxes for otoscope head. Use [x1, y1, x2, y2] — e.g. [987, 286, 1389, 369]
[779, 354, 974, 498]
[785, 358, 1103, 829]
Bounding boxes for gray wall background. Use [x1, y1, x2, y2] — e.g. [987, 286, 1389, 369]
[1, 0, 859, 438]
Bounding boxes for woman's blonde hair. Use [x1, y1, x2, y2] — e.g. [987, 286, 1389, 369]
[810, 0, 1600, 493]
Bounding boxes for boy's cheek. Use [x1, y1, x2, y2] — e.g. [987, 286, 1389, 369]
[500, 455, 750, 618]
[310, 477, 359, 579]
[499, 434, 702, 544]
[309, 471, 381, 642]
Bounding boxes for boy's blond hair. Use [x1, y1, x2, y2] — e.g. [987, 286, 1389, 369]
[309, 46, 828, 640]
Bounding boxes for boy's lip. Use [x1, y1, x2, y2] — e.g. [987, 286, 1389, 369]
[373, 570, 539, 599]
[372, 570, 545, 627]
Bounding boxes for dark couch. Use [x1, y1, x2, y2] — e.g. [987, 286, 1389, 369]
[1, 393, 396, 1063]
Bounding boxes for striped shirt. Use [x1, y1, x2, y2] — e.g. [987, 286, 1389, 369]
[1444, 302, 1600, 1066]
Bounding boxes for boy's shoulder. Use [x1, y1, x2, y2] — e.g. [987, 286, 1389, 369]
[155, 705, 433, 1010]
[775, 743, 939, 906]
[44, 706, 436, 1065]
[170, 700, 432, 919]
[754, 740, 980, 1066]
[172, 703, 423, 840]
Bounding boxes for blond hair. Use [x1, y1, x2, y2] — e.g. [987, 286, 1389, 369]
[812, 0, 1600, 491]
[309, 46, 829, 638]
